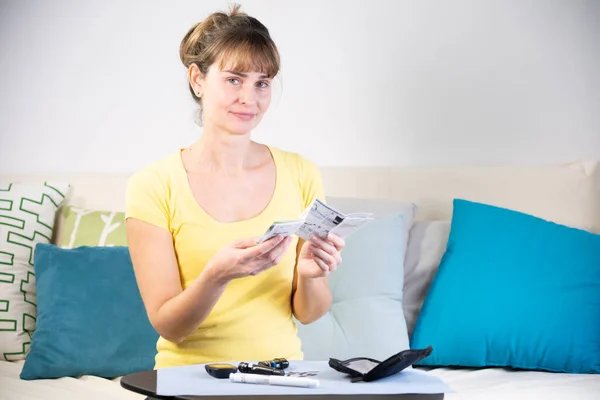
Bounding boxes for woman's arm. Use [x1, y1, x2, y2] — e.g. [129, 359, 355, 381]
[126, 218, 228, 344]
[291, 271, 332, 324]
[291, 234, 344, 324]
[126, 218, 293, 343]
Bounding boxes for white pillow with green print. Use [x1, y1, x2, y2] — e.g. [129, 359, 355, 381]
[0, 181, 69, 361]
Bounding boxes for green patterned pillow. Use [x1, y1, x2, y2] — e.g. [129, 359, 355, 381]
[60, 206, 127, 248]
[0, 181, 69, 361]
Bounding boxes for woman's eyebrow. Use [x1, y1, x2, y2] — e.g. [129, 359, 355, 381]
[224, 70, 269, 79]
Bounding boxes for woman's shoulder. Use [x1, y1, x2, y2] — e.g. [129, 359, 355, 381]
[267, 145, 321, 178]
[125, 151, 182, 228]
[267, 145, 324, 206]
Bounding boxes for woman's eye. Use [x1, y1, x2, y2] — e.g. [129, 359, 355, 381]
[257, 81, 269, 89]
[228, 78, 240, 85]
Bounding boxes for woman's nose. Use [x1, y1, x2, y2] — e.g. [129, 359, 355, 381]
[239, 85, 256, 105]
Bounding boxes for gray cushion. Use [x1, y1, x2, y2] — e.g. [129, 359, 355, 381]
[296, 197, 415, 361]
[403, 221, 450, 338]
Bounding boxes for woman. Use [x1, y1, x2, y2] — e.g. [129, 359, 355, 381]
[125, 4, 345, 369]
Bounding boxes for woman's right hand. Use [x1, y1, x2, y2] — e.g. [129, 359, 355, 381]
[204, 235, 294, 284]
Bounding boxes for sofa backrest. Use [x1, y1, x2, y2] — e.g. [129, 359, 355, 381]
[2, 159, 599, 233]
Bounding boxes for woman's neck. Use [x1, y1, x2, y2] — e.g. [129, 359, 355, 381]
[186, 127, 256, 175]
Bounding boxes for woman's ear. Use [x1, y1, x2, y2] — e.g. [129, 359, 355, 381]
[188, 64, 204, 97]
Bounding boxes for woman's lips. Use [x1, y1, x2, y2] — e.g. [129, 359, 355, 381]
[230, 112, 255, 121]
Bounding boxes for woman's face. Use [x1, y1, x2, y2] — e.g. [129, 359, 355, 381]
[193, 59, 273, 136]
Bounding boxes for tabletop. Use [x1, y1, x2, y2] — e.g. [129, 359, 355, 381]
[120, 369, 445, 400]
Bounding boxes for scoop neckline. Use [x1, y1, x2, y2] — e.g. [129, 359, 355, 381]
[175, 144, 281, 227]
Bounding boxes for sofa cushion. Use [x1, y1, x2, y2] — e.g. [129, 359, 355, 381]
[20, 244, 158, 379]
[296, 197, 415, 361]
[410, 199, 600, 373]
[59, 206, 126, 248]
[403, 220, 450, 338]
[0, 181, 69, 361]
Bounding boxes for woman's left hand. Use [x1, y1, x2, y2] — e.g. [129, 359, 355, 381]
[297, 233, 345, 279]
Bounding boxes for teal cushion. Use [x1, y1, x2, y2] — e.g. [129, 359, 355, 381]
[20, 244, 158, 379]
[296, 197, 413, 361]
[410, 199, 600, 373]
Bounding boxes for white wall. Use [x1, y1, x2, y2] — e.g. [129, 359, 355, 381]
[1, 0, 598, 173]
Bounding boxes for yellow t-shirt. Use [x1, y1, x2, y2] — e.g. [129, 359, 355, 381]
[125, 145, 325, 369]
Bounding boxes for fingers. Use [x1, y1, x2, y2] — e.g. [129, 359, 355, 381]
[313, 256, 331, 276]
[309, 248, 340, 276]
[305, 233, 345, 277]
[247, 236, 293, 274]
[310, 246, 338, 270]
[309, 235, 336, 254]
[241, 235, 286, 262]
[325, 233, 346, 252]
[309, 235, 343, 265]
[234, 237, 262, 248]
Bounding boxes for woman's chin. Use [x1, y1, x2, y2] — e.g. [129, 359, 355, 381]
[225, 121, 259, 136]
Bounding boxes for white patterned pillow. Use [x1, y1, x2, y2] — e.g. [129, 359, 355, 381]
[0, 181, 69, 360]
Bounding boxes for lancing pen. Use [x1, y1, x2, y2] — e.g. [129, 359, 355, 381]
[229, 372, 319, 388]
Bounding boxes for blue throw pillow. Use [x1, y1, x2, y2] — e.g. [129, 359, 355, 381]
[20, 244, 159, 379]
[410, 199, 600, 373]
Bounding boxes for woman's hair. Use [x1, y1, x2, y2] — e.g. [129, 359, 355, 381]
[180, 3, 280, 104]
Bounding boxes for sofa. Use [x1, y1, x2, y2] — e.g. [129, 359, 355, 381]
[1, 159, 600, 400]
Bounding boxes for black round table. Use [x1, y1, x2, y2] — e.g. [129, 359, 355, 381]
[120, 369, 444, 400]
